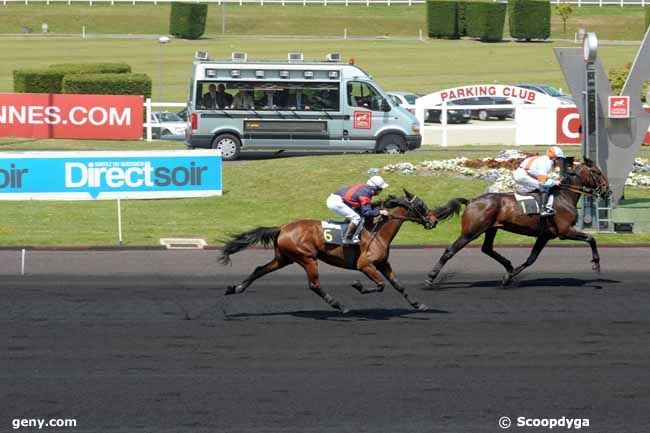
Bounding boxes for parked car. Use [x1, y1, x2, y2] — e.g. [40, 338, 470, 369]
[452, 96, 514, 121]
[151, 111, 187, 139]
[387, 91, 418, 114]
[516, 83, 576, 106]
[176, 108, 188, 121]
[425, 102, 472, 124]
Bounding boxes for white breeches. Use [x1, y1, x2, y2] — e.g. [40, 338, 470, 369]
[326, 194, 361, 225]
[512, 168, 542, 193]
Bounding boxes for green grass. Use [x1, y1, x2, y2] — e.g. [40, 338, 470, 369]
[0, 37, 641, 100]
[1, 141, 649, 246]
[0, 4, 647, 40]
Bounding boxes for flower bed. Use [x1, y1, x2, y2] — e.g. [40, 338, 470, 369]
[383, 152, 650, 193]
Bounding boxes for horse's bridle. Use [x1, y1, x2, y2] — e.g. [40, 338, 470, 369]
[559, 165, 610, 199]
[384, 195, 433, 228]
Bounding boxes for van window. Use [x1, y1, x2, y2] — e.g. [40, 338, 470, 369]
[347, 81, 386, 111]
[195, 81, 339, 111]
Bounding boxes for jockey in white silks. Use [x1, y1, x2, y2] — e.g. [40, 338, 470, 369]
[512, 146, 565, 217]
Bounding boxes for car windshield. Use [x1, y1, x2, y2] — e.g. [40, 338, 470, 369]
[403, 94, 418, 104]
[538, 85, 564, 97]
[156, 112, 182, 122]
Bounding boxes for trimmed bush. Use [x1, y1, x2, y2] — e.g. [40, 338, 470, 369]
[13, 68, 66, 93]
[646, 7, 650, 31]
[508, 0, 550, 41]
[608, 62, 649, 103]
[426, 1, 459, 39]
[457, 1, 468, 37]
[49, 62, 132, 74]
[62, 73, 152, 98]
[169, 2, 207, 40]
[464, 2, 507, 42]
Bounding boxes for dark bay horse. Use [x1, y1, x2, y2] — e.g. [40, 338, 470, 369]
[425, 159, 611, 288]
[220, 191, 465, 313]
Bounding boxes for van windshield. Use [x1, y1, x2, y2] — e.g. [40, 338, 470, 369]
[195, 81, 340, 111]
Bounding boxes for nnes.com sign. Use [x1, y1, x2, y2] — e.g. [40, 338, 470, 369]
[0, 151, 222, 201]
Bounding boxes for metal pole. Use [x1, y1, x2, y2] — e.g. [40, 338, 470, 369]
[21, 249, 25, 276]
[222, 0, 226, 34]
[158, 43, 163, 103]
[117, 199, 123, 245]
[441, 101, 448, 147]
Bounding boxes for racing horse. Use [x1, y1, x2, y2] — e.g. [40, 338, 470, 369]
[220, 191, 465, 313]
[425, 159, 611, 288]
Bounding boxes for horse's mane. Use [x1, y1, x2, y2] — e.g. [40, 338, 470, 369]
[373, 195, 408, 209]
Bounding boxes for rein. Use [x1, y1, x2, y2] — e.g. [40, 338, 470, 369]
[558, 184, 600, 197]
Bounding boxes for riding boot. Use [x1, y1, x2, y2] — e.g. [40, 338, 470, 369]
[540, 191, 555, 217]
[343, 222, 358, 244]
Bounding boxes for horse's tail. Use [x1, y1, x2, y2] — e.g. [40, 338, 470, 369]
[219, 226, 280, 265]
[433, 198, 469, 222]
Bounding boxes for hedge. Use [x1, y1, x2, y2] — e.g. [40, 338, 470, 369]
[49, 62, 132, 74]
[508, 0, 550, 41]
[457, 1, 468, 37]
[464, 2, 506, 42]
[608, 62, 648, 103]
[169, 2, 207, 40]
[646, 7, 650, 32]
[13, 69, 66, 93]
[62, 73, 152, 98]
[426, 1, 459, 39]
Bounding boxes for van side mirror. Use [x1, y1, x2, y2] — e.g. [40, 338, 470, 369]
[381, 100, 391, 112]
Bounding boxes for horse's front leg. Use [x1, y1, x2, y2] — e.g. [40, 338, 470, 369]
[377, 261, 427, 311]
[560, 228, 601, 272]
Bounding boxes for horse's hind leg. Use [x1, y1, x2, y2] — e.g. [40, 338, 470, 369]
[425, 234, 475, 289]
[351, 259, 385, 294]
[299, 259, 349, 314]
[225, 254, 290, 295]
[502, 235, 550, 287]
[480, 228, 514, 274]
[378, 261, 427, 311]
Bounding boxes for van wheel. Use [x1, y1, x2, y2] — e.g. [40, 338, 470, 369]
[478, 110, 489, 121]
[376, 134, 405, 154]
[211, 133, 241, 161]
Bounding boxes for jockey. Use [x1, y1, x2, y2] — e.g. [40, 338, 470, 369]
[326, 175, 390, 244]
[512, 146, 565, 217]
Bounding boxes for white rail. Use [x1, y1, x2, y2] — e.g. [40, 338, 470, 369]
[143, 98, 186, 142]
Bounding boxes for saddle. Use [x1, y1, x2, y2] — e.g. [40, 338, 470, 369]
[514, 192, 541, 215]
[320, 220, 363, 246]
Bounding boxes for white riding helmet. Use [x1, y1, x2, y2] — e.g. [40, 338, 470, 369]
[367, 175, 389, 190]
[547, 146, 565, 160]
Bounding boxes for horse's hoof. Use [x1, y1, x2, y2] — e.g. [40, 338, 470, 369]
[424, 278, 437, 290]
[341, 307, 351, 315]
[224, 285, 237, 295]
[351, 280, 363, 291]
[416, 303, 428, 311]
[501, 275, 513, 288]
[592, 262, 601, 273]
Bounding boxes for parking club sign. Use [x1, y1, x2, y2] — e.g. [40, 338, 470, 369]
[608, 96, 630, 118]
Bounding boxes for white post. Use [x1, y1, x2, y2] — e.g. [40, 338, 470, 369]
[345, 0, 348, 5]
[344, 28, 347, 39]
[598, 0, 601, 6]
[82, 25, 86, 39]
[146, 98, 152, 141]
[117, 199, 123, 245]
[419, 28, 423, 41]
[366, 0, 369, 6]
[21, 249, 25, 276]
[620, 0, 623, 7]
[441, 102, 448, 147]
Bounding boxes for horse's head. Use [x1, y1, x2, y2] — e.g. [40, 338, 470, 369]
[381, 190, 438, 229]
[568, 158, 611, 200]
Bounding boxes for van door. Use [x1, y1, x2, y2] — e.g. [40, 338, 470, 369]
[341, 81, 391, 150]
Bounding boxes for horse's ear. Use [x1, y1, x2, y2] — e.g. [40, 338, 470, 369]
[584, 158, 594, 167]
[403, 189, 413, 199]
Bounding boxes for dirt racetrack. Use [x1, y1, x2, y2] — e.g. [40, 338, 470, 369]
[2, 247, 649, 433]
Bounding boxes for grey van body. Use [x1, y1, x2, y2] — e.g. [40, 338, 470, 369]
[185, 58, 421, 160]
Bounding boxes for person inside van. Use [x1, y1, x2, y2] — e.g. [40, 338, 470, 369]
[216, 84, 233, 108]
[315, 89, 338, 110]
[259, 90, 278, 110]
[286, 88, 310, 111]
[202, 84, 220, 109]
[232, 89, 254, 110]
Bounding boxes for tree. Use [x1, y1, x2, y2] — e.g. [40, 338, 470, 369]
[555, 2, 573, 37]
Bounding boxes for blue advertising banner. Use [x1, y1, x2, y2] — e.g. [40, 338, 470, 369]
[0, 151, 222, 200]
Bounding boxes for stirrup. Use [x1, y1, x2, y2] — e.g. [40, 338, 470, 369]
[541, 206, 555, 217]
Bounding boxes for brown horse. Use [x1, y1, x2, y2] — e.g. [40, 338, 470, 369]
[425, 159, 611, 288]
[220, 191, 465, 313]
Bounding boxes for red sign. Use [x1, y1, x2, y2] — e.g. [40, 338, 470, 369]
[353, 111, 372, 129]
[556, 107, 581, 144]
[0, 93, 144, 140]
[608, 96, 630, 118]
